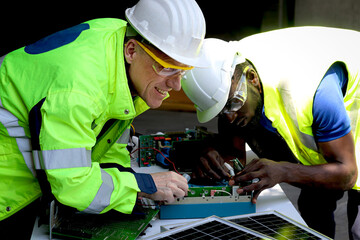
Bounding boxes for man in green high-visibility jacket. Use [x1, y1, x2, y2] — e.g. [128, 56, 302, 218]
[0, 0, 206, 238]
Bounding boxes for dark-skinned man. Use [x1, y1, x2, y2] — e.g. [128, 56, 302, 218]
[182, 29, 360, 239]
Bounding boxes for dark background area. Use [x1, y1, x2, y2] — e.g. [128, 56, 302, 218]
[0, 0, 295, 56]
[2, 0, 360, 57]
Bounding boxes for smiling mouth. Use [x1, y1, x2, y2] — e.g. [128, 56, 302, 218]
[155, 87, 170, 96]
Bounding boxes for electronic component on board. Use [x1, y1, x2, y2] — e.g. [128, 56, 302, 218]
[159, 181, 255, 219]
[138, 127, 255, 219]
[138, 127, 213, 171]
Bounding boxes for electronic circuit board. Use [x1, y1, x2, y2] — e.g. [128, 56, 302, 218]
[138, 127, 255, 219]
[160, 183, 255, 219]
[138, 127, 212, 170]
[51, 206, 158, 240]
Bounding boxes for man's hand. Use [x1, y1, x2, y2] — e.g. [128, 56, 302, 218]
[138, 171, 188, 203]
[229, 158, 287, 203]
[192, 147, 230, 182]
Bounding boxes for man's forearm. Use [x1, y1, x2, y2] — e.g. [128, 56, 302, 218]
[282, 161, 357, 190]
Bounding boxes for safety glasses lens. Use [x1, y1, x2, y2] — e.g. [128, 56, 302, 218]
[152, 62, 187, 76]
[136, 40, 192, 77]
[220, 67, 249, 115]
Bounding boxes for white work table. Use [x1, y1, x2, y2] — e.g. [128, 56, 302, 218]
[32, 148, 305, 239]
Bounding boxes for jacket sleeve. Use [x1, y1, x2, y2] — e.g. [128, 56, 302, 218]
[37, 91, 140, 214]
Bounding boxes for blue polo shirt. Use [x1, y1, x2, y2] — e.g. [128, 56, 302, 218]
[260, 63, 351, 142]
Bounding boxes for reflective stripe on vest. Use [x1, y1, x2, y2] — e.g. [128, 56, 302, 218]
[279, 92, 318, 152]
[0, 98, 36, 177]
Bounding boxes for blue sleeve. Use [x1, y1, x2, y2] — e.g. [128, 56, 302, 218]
[133, 173, 157, 194]
[100, 163, 157, 194]
[313, 63, 351, 142]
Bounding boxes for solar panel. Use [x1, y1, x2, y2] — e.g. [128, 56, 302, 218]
[224, 211, 331, 240]
[144, 216, 271, 240]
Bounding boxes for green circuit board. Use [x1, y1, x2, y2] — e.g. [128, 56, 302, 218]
[138, 127, 212, 170]
[52, 207, 159, 240]
[188, 185, 233, 197]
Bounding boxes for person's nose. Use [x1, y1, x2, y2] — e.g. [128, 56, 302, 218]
[224, 111, 238, 124]
[166, 74, 182, 91]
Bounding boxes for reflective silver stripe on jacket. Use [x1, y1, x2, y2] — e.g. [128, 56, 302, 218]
[33, 148, 92, 170]
[34, 147, 114, 213]
[0, 98, 36, 177]
[82, 169, 114, 214]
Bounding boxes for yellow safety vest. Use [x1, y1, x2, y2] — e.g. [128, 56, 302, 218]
[236, 26, 360, 190]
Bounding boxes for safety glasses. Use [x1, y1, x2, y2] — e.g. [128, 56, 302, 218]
[220, 66, 249, 115]
[135, 40, 194, 77]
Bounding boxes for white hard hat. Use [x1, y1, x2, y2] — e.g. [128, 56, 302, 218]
[182, 38, 246, 123]
[125, 0, 206, 68]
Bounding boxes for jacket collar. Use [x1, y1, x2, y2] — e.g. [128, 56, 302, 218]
[107, 24, 150, 119]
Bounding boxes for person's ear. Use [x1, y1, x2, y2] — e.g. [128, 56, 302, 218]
[248, 69, 262, 94]
[124, 39, 137, 64]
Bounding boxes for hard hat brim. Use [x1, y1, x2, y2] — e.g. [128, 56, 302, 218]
[196, 93, 228, 123]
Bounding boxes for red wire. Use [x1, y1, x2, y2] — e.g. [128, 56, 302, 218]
[131, 147, 180, 174]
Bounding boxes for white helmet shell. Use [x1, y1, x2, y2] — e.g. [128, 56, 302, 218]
[125, 0, 206, 67]
[182, 38, 245, 123]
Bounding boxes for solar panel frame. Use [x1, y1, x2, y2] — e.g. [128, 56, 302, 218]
[224, 210, 332, 240]
[144, 216, 273, 240]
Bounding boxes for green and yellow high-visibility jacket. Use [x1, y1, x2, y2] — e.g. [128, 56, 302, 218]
[0, 18, 150, 220]
[236, 26, 360, 190]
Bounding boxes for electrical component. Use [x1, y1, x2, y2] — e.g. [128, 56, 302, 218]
[48, 200, 159, 240]
[224, 162, 235, 176]
[159, 183, 255, 219]
[231, 158, 244, 174]
[137, 127, 255, 219]
[138, 127, 213, 171]
[182, 173, 191, 182]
